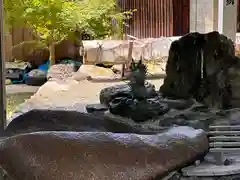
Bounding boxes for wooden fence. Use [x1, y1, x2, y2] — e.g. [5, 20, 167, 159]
[119, 0, 190, 38]
[4, 28, 35, 62]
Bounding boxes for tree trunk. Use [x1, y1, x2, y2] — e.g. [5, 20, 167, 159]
[49, 42, 55, 66]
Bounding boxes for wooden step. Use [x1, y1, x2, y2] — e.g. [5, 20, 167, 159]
[209, 136, 240, 141]
[208, 131, 240, 135]
[210, 142, 240, 147]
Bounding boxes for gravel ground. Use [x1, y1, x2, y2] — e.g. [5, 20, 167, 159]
[5, 62, 165, 108]
[8, 78, 164, 122]
[27, 79, 164, 106]
[5, 61, 165, 121]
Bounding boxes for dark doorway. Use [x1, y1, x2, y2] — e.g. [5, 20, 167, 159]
[173, 0, 190, 36]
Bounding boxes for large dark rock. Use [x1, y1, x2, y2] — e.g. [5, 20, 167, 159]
[100, 62, 166, 123]
[99, 82, 157, 106]
[157, 104, 218, 131]
[109, 96, 169, 122]
[28, 69, 46, 77]
[3, 109, 159, 137]
[25, 69, 47, 86]
[0, 126, 209, 180]
[160, 31, 239, 109]
[158, 98, 196, 110]
[85, 103, 108, 114]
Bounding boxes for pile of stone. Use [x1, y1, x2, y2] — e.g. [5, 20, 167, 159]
[0, 126, 208, 180]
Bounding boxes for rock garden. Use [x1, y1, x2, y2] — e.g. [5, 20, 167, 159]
[1, 31, 240, 179]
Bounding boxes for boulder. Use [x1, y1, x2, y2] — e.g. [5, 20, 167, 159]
[25, 69, 47, 86]
[0, 126, 209, 180]
[4, 109, 157, 137]
[99, 82, 156, 106]
[158, 98, 196, 110]
[160, 31, 238, 108]
[158, 108, 216, 131]
[104, 111, 166, 133]
[47, 64, 75, 80]
[109, 96, 169, 122]
[72, 71, 89, 81]
[28, 69, 46, 77]
[78, 65, 117, 80]
[85, 103, 108, 114]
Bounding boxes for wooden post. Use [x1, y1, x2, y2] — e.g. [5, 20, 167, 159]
[127, 40, 134, 68]
[0, 0, 6, 130]
[121, 39, 134, 78]
[121, 63, 125, 77]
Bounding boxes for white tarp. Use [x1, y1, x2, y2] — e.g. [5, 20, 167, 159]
[83, 37, 181, 64]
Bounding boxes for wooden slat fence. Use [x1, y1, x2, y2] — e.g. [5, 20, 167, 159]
[4, 28, 35, 62]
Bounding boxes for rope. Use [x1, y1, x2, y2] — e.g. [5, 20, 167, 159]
[86, 37, 173, 63]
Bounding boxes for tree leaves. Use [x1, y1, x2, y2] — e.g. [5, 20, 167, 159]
[4, 0, 134, 63]
[5, 0, 134, 40]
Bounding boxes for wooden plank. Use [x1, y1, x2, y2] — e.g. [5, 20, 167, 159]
[208, 131, 240, 135]
[11, 27, 24, 60]
[127, 40, 134, 67]
[121, 39, 134, 78]
[210, 125, 240, 129]
[88, 73, 166, 82]
[210, 148, 240, 152]
[4, 33, 13, 62]
[210, 142, 240, 147]
[210, 136, 240, 141]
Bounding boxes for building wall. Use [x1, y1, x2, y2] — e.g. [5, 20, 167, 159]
[119, 0, 173, 38]
[189, 0, 216, 33]
[190, 0, 238, 38]
[218, 0, 238, 41]
[119, 0, 190, 38]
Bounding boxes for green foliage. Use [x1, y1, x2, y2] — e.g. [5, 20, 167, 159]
[6, 0, 82, 43]
[4, 0, 135, 41]
[4, 0, 135, 63]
